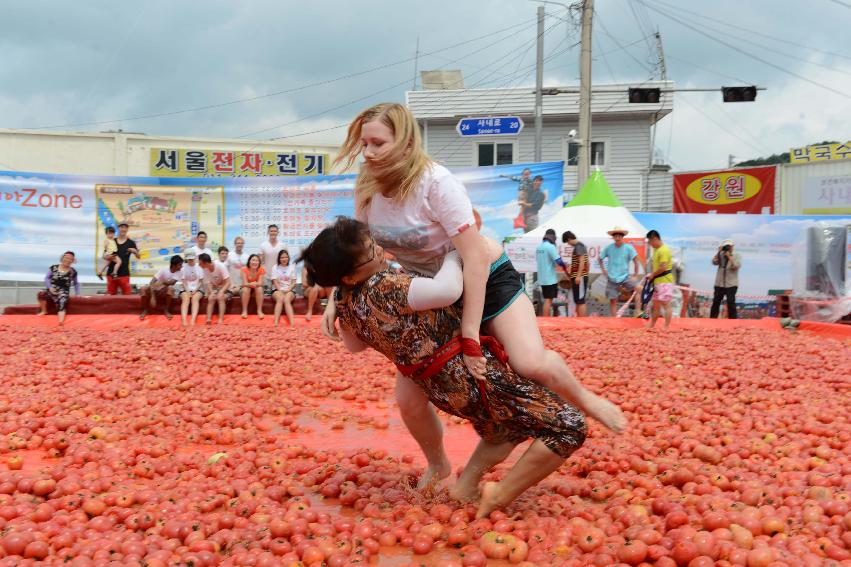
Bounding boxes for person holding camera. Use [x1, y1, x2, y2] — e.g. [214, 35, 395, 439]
[710, 239, 742, 319]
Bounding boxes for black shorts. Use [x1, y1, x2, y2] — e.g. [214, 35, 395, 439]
[572, 275, 589, 305]
[483, 253, 525, 322]
[541, 283, 558, 299]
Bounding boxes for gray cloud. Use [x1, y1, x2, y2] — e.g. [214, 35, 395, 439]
[1, 0, 849, 169]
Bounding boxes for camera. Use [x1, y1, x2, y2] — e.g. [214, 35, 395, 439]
[722, 245, 731, 252]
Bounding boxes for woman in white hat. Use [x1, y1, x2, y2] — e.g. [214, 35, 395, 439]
[711, 239, 742, 318]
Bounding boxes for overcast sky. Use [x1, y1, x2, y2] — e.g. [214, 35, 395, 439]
[1, 0, 849, 171]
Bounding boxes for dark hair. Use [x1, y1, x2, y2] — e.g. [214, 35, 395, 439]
[646, 229, 661, 240]
[277, 249, 290, 265]
[522, 168, 531, 174]
[105, 226, 116, 234]
[562, 230, 576, 242]
[246, 254, 261, 269]
[62, 251, 75, 259]
[218, 246, 229, 253]
[198, 253, 212, 264]
[117, 223, 129, 229]
[544, 229, 556, 242]
[545, 228, 556, 236]
[267, 224, 279, 232]
[169, 255, 184, 267]
[197, 231, 207, 238]
[298, 217, 371, 288]
[533, 175, 544, 182]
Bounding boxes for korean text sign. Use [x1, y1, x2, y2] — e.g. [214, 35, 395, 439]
[673, 166, 776, 214]
[150, 148, 328, 177]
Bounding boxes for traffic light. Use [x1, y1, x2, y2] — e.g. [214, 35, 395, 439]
[628, 88, 661, 104]
[722, 86, 757, 102]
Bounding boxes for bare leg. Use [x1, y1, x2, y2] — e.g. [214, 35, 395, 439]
[305, 286, 318, 321]
[576, 303, 587, 317]
[217, 292, 226, 324]
[283, 293, 295, 329]
[37, 298, 48, 316]
[139, 286, 150, 319]
[255, 287, 265, 318]
[206, 290, 216, 324]
[485, 294, 626, 433]
[57, 310, 66, 326]
[273, 291, 284, 326]
[647, 301, 660, 329]
[395, 372, 451, 489]
[477, 440, 565, 519]
[181, 293, 190, 326]
[633, 286, 642, 316]
[450, 440, 515, 503]
[190, 292, 201, 325]
[661, 301, 672, 329]
[542, 298, 552, 317]
[240, 287, 250, 318]
[609, 299, 617, 317]
[163, 290, 173, 320]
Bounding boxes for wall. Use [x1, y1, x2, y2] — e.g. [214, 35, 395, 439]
[780, 159, 851, 215]
[0, 130, 345, 177]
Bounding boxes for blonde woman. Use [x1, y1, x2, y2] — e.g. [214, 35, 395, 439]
[322, 103, 625, 488]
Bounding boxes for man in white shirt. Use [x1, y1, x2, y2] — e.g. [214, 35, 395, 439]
[259, 224, 285, 291]
[177, 250, 205, 327]
[199, 252, 231, 325]
[139, 255, 183, 320]
[226, 236, 250, 291]
[186, 231, 215, 260]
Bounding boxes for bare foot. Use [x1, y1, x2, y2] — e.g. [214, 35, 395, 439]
[581, 392, 627, 433]
[139, 310, 147, 320]
[289, 325, 296, 331]
[416, 458, 452, 491]
[36, 311, 47, 316]
[305, 313, 312, 322]
[205, 320, 212, 326]
[476, 481, 505, 519]
[257, 312, 265, 319]
[218, 319, 224, 326]
[165, 311, 173, 320]
[241, 313, 248, 319]
[449, 481, 480, 504]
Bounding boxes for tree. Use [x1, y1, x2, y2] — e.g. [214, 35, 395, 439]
[736, 141, 839, 167]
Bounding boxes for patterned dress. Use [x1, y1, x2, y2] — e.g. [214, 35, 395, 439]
[337, 269, 586, 458]
[41, 265, 79, 312]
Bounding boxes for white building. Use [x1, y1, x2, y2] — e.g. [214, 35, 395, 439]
[406, 81, 674, 211]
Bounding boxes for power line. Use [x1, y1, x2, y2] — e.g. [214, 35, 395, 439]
[825, 0, 851, 9]
[17, 17, 538, 131]
[595, 12, 656, 74]
[676, 95, 769, 156]
[637, 0, 851, 100]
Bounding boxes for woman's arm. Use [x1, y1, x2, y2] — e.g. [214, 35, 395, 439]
[72, 270, 80, 295]
[407, 251, 464, 310]
[451, 228, 491, 381]
[339, 326, 368, 353]
[44, 270, 52, 289]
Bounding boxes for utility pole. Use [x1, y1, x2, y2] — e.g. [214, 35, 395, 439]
[412, 36, 420, 91]
[534, 6, 544, 162]
[645, 30, 666, 210]
[577, 0, 594, 187]
[728, 154, 736, 168]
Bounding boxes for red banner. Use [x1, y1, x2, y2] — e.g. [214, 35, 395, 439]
[673, 166, 776, 214]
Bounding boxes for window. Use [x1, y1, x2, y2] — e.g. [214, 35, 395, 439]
[567, 141, 606, 167]
[477, 142, 514, 166]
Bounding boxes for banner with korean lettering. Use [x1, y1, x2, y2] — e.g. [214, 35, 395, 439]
[0, 161, 563, 283]
[673, 166, 776, 214]
[789, 142, 851, 165]
[150, 148, 328, 177]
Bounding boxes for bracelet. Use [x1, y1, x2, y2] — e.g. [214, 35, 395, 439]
[461, 338, 483, 358]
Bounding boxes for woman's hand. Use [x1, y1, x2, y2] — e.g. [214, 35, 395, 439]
[321, 293, 340, 341]
[463, 353, 487, 381]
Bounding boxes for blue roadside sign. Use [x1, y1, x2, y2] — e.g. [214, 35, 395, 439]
[456, 116, 524, 137]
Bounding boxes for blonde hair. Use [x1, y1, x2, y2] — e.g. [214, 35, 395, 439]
[334, 103, 432, 211]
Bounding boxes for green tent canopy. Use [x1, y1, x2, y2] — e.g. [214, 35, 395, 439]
[565, 170, 623, 208]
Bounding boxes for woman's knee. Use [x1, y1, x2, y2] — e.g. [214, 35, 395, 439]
[395, 375, 430, 415]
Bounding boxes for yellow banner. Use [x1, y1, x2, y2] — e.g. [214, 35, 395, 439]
[789, 142, 851, 165]
[150, 149, 328, 177]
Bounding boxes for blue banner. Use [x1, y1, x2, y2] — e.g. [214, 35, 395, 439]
[0, 161, 563, 282]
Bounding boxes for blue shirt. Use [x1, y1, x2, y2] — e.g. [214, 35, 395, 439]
[600, 243, 637, 283]
[536, 240, 560, 286]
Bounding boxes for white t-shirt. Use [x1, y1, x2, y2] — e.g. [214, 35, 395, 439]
[180, 263, 205, 292]
[187, 245, 215, 262]
[203, 260, 230, 288]
[272, 264, 297, 292]
[259, 240, 286, 277]
[357, 163, 475, 277]
[153, 267, 179, 284]
[226, 251, 250, 285]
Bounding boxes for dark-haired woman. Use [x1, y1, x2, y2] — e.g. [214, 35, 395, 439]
[272, 249, 297, 329]
[239, 254, 266, 319]
[37, 251, 80, 326]
[300, 218, 625, 517]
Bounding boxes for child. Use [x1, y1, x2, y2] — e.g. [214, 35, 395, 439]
[176, 250, 204, 326]
[302, 218, 625, 517]
[97, 226, 122, 280]
[272, 249, 297, 329]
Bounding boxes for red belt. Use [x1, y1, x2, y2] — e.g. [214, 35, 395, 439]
[395, 336, 509, 415]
